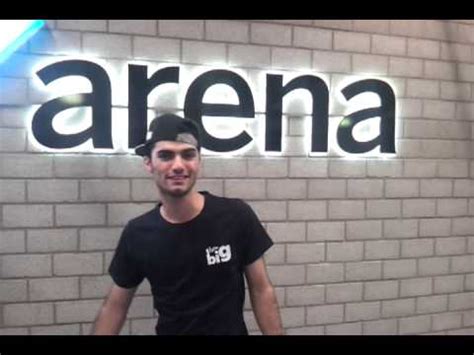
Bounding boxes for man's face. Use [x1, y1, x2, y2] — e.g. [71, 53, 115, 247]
[144, 140, 201, 198]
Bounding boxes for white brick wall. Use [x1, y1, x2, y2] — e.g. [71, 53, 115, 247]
[0, 19, 472, 336]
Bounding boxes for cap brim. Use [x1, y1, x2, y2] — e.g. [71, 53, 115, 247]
[134, 143, 149, 156]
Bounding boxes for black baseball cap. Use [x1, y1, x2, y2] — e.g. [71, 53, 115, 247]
[134, 114, 201, 157]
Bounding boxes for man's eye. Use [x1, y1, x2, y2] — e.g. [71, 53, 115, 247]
[182, 150, 197, 160]
[157, 151, 174, 160]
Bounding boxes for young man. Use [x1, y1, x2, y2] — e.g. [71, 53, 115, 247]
[92, 113, 283, 335]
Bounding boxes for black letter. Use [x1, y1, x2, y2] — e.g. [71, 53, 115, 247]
[338, 79, 396, 154]
[184, 70, 255, 152]
[32, 60, 112, 149]
[128, 65, 180, 148]
[266, 74, 329, 152]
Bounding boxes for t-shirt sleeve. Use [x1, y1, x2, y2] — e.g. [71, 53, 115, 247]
[108, 223, 145, 289]
[239, 201, 274, 266]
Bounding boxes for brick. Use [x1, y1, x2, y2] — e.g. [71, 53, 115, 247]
[403, 199, 436, 218]
[404, 160, 436, 178]
[30, 30, 81, 55]
[0, 230, 25, 254]
[266, 222, 305, 243]
[372, 35, 406, 56]
[448, 292, 474, 311]
[345, 261, 382, 281]
[108, 20, 156, 35]
[312, 50, 351, 73]
[289, 158, 327, 178]
[463, 310, 474, 327]
[401, 239, 434, 258]
[55, 299, 103, 323]
[440, 42, 471, 61]
[264, 244, 285, 265]
[130, 318, 157, 335]
[247, 158, 288, 178]
[441, 81, 471, 101]
[418, 257, 450, 276]
[29, 277, 79, 301]
[80, 227, 121, 251]
[329, 160, 366, 178]
[81, 180, 130, 202]
[3, 303, 54, 326]
[56, 204, 106, 226]
[313, 20, 353, 30]
[27, 229, 77, 253]
[435, 237, 466, 255]
[365, 240, 400, 260]
[354, 19, 390, 33]
[432, 312, 463, 331]
[250, 23, 291, 46]
[307, 304, 344, 325]
[437, 199, 468, 217]
[267, 179, 306, 200]
[451, 255, 474, 273]
[328, 201, 365, 220]
[55, 155, 106, 178]
[363, 319, 397, 335]
[133, 37, 180, 62]
[30, 324, 81, 335]
[424, 60, 457, 80]
[80, 275, 113, 298]
[347, 180, 383, 199]
[228, 44, 271, 68]
[201, 158, 247, 178]
[1, 254, 51, 277]
[367, 200, 401, 219]
[3, 204, 53, 228]
[0, 280, 27, 302]
[53, 253, 103, 276]
[364, 280, 398, 301]
[327, 241, 364, 262]
[0, 154, 53, 178]
[382, 298, 416, 318]
[307, 221, 344, 242]
[326, 282, 363, 303]
[288, 201, 326, 221]
[383, 219, 418, 239]
[346, 301, 380, 322]
[420, 179, 452, 198]
[194, 179, 224, 197]
[406, 38, 440, 59]
[57, 20, 106, 31]
[307, 263, 344, 284]
[325, 322, 362, 335]
[0, 107, 29, 128]
[383, 259, 417, 279]
[452, 217, 474, 235]
[0, 78, 27, 104]
[434, 275, 464, 294]
[419, 218, 450, 237]
[286, 285, 324, 306]
[131, 179, 160, 201]
[334, 31, 370, 53]
[465, 274, 474, 291]
[367, 160, 403, 178]
[0, 328, 28, 335]
[267, 265, 305, 286]
[106, 156, 147, 178]
[416, 295, 448, 314]
[108, 203, 154, 226]
[159, 20, 204, 39]
[309, 179, 346, 199]
[385, 179, 419, 198]
[293, 27, 332, 50]
[400, 277, 433, 297]
[224, 179, 265, 200]
[205, 20, 248, 43]
[182, 41, 226, 65]
[83, 33, 131, 59]
[423, 100, 456, 121]
[437, 160, 469, 178]
[454, 180, 474, 197]
[346, 220, 382, 240]
[407, 79, 439, 99]
[272, 47, 312, 70]
[399, 315, 431, 334]
[286, 326, 324, 335]
[458, 63, 474, 82]
[286, 243, 324, 263]
[27, 180, 78, 202]
[389, 57, 423, 77]
[247, 201, 286, 221]
[0, 128, 26, 152]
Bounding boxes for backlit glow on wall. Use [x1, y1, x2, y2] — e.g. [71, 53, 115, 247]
[0, 20, 45, 63]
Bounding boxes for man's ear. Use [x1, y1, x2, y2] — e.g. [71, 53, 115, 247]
[143, 156, 153, 173]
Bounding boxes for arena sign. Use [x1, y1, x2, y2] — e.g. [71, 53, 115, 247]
[30, 59, 396, 156]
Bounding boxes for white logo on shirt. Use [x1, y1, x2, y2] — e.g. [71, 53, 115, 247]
[206, 245, 231, 265]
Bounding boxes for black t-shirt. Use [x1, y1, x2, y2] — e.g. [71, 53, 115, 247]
[108, 191, 273, 335]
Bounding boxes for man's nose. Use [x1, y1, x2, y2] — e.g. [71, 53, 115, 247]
[171, 155, 185, 172]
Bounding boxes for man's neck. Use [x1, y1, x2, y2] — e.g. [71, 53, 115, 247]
[159, 190, 205, 224]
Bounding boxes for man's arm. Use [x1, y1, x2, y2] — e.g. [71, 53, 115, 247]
[245, 257, 284, 335]
[91, 284, 137, 335]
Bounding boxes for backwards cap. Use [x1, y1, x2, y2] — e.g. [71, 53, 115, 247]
[134, 114, 201, 157]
